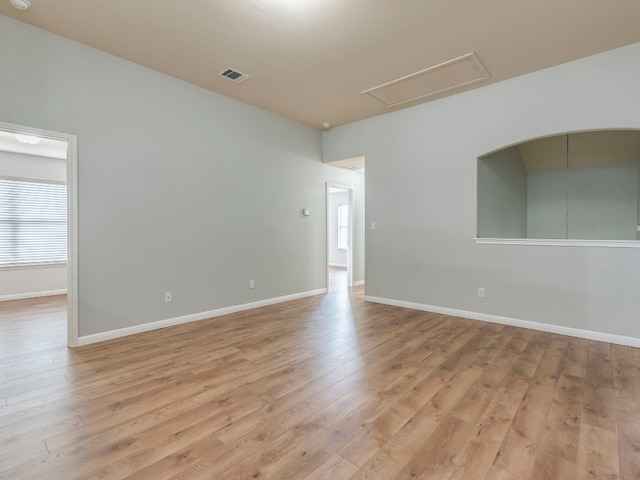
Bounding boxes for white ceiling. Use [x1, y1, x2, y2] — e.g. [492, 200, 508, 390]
[2, 1, 640, 128]
[0, 130, 67, 160]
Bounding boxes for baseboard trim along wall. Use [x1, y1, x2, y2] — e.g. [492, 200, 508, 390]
[78, 288, 328, 346]
[0, 289, 67, 302]
[353, 280, 365, 287]
[364, 295, 640, 348]
[329, 263, 348, 268]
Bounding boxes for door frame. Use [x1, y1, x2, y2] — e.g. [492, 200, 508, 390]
[326, 182, 354, 289]
[0, 121, 79, 347]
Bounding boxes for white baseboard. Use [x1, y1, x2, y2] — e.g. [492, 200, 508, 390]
[0, 289, 67, 302]
[353, 280, 365, 287]
[364, 295, 640, 348]
[329, 263, 348, 268]
[78, 288, 328, 346]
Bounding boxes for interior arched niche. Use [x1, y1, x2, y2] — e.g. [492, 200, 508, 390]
[477, 129, 640, 242]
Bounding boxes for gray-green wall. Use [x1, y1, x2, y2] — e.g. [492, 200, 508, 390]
[0, 15, 365, 337]
[324, 41, 640, 340]
[477, 146, 527, 238]
[527, 161, 638, 240]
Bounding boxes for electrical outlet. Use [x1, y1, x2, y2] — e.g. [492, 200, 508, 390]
[249, 280, 254, 289]
[164, 291, 172, 302]
[478, 288, 485, 298]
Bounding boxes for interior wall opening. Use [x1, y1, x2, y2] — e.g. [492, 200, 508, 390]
[0, 122, 78, 347]
[477, 129, 640, 245]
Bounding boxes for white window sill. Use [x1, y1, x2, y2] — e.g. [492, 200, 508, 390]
[474, 238, 640, 248]
[0, 262, 68, 271]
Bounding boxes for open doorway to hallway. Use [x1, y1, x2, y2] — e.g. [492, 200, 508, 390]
[326, 184, 353, 292]
[325, 155, 364, 293]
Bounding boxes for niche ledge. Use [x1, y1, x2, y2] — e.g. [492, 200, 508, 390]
[474, 238, 640, 248]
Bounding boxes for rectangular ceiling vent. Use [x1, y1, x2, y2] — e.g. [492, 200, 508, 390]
[362, 52, 490, 107]
[219, 68, 250, 83]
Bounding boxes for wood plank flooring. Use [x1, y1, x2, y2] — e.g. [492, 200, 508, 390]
[1, 274, 640, 479]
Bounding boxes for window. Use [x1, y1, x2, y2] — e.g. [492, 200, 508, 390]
[337, 204, 349, 250]
[0, 177, 67, 267]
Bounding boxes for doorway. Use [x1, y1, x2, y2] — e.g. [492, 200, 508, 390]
[0, 121, 78, 347]
[326, 183, 354, 291]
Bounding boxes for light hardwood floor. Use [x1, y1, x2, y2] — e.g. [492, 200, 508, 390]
[1, 277, 639, 479]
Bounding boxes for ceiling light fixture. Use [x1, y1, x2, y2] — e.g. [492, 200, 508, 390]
[15, 133, 42, 144]
[9, 0, 31, 10]
[250, 0, 323, 15]
[322, 122, 331, 129]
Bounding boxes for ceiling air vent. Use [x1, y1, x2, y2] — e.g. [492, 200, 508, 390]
[219, 68, 250, 83]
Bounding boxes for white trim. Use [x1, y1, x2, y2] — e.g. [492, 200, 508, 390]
[475, 238, 640, 248]
[364, 295, 640, 348]
[67, 133, 79, 347]
[78, 288, 327, 346]
[0, 121, 78, 347]
[329, 263, 348, 268]
[0, 289, 67, 302]
[353, 280, 365, 286]
[0, 262, 67, 271]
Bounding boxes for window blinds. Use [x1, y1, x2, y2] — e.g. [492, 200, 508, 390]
[0, 178, 67, 266]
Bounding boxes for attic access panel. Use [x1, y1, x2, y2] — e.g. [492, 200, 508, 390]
[362, 53, 490, 107]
